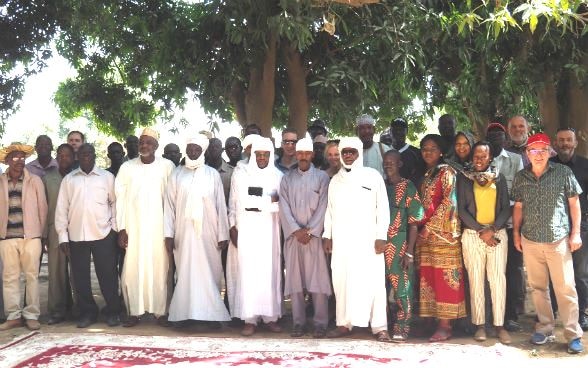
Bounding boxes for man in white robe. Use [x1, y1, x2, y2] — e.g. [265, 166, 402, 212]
[356, 114, 391, 177]
[164, 134, 230, 323]
[323, 137, 392, 342]
[279, 138, 331, 338]
[116, 127, 175, 327]
[226, 133, 262, 318]
[228, 137, 283, 336]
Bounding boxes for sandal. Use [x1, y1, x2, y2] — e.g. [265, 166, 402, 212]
[429, 328, 452, 342]
[375, 330, 392, 343]
[326, 326, 352, 338]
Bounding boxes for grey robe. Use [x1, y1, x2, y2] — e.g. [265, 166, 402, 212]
[279, 164, 332, 297]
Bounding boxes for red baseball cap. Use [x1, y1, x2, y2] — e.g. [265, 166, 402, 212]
[486, 122, 506, 132]
[527, 132, 551, 147]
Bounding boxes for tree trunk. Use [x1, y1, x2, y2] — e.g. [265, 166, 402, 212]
[282, 41, 310, 138]
[230, 82, 247, 126]
[244, 35, 277, 137]
[537, 58, 588, 157]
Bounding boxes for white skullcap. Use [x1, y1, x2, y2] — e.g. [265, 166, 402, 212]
[140, 127, 159, 140]
[186, 133, 210, 152]
[295, 137, 314, 152]
[356, 114, 375, 126]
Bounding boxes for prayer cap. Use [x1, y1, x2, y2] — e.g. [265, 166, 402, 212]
[527, 132, 551, 147]
[296, 137, 314, 152]
[186, 133, 210, 152]
[140, 127, 159, 141]
[356, 114, 375, 127]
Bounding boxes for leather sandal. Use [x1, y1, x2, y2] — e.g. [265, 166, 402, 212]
[375, 330, 392, 343]
[429, 327, 452, 342]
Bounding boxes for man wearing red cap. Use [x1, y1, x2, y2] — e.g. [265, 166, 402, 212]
[511, 132, 584, 354]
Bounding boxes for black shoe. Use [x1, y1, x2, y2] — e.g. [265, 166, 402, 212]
[77, 316, 97, 328]
[579, 315, 588, 331]
[47, 316, 65, 325]
[106, 315, 120, 327]
[504, 319, 522, 332]
[291, 324, 305, 338]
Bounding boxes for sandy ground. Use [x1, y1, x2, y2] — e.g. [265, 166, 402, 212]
[0, 254, 586, 362]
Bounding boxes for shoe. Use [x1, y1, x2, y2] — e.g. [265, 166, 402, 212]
[375, 330, 392, 343]
[568, 338, 584, 354]
[47, 316, 65, 325]
[241, 323, 256, 336]
[391, 334, 407, 343]
[497, 329, 512, 345]
[531, 332, 555, 345]
[122, 316, 140, 328]
[579, 315, 588, 332]
[265, 321, 282, 333]
[327, 326, 352, 338]
[157, 315, 172, 327]
[0, 318, 23, 331]
[106, 315, 120, 327]
[76, 316, 97, 328]
[25, 319, 41, 331]
[291, 324, 305, 337]
[313, 326, 327, 338]
[504, 319, 522, 332]
[474, 327, 487, 342]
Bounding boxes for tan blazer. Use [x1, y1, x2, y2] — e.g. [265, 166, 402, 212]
[0, 168, 48, 239]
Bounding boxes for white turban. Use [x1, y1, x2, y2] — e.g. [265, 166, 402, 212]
[338, 136, 363, 170]
[295, 137, 314, 152]
[186, 133, 210, 152]
[356, 114, 375, 126]
[242, 134, 262, 150]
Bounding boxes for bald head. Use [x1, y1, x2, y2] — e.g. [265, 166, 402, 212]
[507, 115, 529, 145]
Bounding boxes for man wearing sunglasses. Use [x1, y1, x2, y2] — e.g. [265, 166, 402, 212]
[551, 127, 588, 331]
[511, 132, 584, 354]
[276, 128, 299, 173]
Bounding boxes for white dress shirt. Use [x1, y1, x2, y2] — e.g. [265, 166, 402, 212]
[55, 166, 117, 243]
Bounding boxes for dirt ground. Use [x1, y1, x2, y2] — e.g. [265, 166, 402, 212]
[0, 255, 586, 362]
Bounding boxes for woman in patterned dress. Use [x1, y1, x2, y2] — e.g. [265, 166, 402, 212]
[416, 134, 467, 342]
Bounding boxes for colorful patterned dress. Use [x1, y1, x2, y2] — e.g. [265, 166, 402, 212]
[416, 164, 466, 319]
[385, 179, 424, 337]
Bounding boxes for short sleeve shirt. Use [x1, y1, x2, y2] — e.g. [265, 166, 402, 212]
[511, 162, 582, 243]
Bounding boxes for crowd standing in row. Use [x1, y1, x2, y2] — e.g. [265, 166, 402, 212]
[0, 114, 586, 355]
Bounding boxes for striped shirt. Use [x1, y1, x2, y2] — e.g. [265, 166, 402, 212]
[6, 176, 24, 239]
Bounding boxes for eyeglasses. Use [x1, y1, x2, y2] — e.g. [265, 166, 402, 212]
[9, 157, 26, 162]
[282, 140, 298, 146]
[341, 149, 358, 156]
[527, 149, 550, 156]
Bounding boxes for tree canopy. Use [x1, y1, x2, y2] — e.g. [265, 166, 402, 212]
[1, 0, 587, 153]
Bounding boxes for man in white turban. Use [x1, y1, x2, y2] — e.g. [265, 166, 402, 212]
[164, 134, 230, 324]
[323, 137, 392, 342]
[116, 127, 175, 327]
[228, 137, 284, 336]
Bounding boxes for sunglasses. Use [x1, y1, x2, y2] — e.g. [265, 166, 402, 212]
[527, 149, 549, 156]
[282, 140, 298, 145]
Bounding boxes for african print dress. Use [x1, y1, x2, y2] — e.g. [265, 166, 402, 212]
[416, 164, 467, 319]
[385, 179, 424, 336]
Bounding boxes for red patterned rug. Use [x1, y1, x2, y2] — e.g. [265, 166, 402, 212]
[0, 332, 528, 367]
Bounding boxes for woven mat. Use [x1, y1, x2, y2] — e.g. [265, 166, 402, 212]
[0, 332, 534, 367]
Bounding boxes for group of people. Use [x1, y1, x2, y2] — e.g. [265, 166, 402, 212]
[0, 113, 585, 355]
